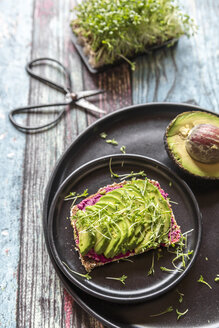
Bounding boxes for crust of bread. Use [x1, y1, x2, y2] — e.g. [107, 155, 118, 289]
[70, 180, 180, 272]
[78, 248, 136, 273]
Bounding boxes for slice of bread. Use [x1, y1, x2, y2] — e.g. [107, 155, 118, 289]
[70, 179, 181, 272]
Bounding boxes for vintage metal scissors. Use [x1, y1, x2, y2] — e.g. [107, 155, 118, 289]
[9, 57, 105, 132]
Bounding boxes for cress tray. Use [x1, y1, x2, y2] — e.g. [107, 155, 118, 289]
[43, 103, 219, 327]
[70, 30, 178, 74]
[47, 154, 201, 303]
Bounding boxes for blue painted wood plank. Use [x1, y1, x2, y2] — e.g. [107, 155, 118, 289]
[15, 0, 104, 327]
[0, 0, 33, 327]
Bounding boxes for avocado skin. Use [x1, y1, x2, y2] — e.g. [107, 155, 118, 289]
[164, 111, 219, 181]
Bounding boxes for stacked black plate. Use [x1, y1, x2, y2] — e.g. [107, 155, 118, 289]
[43, 103, 219, 328]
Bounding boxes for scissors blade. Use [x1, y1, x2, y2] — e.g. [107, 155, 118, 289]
[76, 89, 105, 100]
[75, 98, 106, 114]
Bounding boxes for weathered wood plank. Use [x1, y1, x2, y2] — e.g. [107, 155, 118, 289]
[16, 0, 104, 326]
[83, 63, 132, 127]
[0, 0, 33, 327]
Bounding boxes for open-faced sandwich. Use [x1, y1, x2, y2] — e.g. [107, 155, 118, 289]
[70, 178, 181, 272]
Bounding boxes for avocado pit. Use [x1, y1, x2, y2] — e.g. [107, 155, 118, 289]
[185, 124, 219, 164]
[164, 111, 219, 180]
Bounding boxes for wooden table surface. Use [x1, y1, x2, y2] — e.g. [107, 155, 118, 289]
[0, 0, 219, 327]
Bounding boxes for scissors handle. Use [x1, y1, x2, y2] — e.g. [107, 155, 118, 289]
[26, 58, 71, 95]
[9, 57, 105, 133]
[9, 102, 68, 132]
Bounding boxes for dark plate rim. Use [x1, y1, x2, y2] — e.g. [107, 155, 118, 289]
[47, 153, 202, 304]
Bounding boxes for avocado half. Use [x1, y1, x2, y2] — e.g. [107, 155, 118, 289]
[164, 111, 219, 180]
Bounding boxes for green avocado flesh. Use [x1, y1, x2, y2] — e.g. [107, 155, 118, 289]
[72, 179, 172, 258]
[165, 111, 219, 178]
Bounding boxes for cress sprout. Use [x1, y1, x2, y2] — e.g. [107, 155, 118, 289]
[197, 275, 212, 289]
[149, 305, 174, 317]
[62, 262, 92, 280]
[176, 308, 188, 320]
[106, 274, 127, 285]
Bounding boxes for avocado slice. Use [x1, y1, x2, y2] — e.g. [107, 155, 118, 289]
[110, 219, 129, 257]
[128, 222, 145, 250]
[97, 194, 122, 204]
[134, 206, 170, 254]
[134, 229, 155, 254]
[77, 228, 95, 256]
[94, 222, 110, 254]
[73, 179, 173, 259]
[164, 111, 219, 179]
[103, 221, 121, 258]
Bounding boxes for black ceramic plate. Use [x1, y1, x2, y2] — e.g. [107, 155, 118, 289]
[43, 104, 219, 326]
[47, 154, 201, 303]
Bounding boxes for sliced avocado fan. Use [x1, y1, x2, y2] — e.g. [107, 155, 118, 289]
[72, 179, 173, 259]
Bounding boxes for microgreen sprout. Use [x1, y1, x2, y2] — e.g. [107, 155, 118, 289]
[160, 266, 177, 273]
[119, 53, 136, 70]
[106, 275, 127, 285]
[149, 306, 173, 317]
[164, 232, 194, 274]
[65, 191, 76, 199]
[197, 275, 212, 289]
[172, 250, 194, 270]
[100, 132, 107, 139]
[182, 229, 194, 236]
[176, 289, 184, 303]
[109, 158, 119, 178]
[148, 252, 155, 276]
[62, 262, 92, 280]
[109, 158, 146, 180]
[64, 189, 89, 201]
[120, 145, 126, 154]
[106, 139, 118, 145]
[71, 0, 197, 69]
[215, 275, 219, 282]
[169, 200, 178, 205]
[120, 171, 146, 181]
[176, 308, 188, 320]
